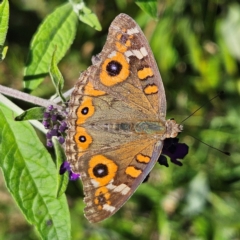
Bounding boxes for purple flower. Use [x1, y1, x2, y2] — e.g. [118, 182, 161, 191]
[42, 120, 50, 129]
[69, 171, 81, 181]
[42, 105, 68, 148]
[159, 138, 189, 167]
[58, 136, 65, 144]
[46, 139, 53, 148]
[51, 114, 58, 121]
[49, 129, 58, 137]
[46, 132, 52, 139]
[59, 161, 71, 174]
[43, 112, 50, 119]
[47, 105, 54, 111]
[59, 121, 67, 132]
[59, 161, 80, 181]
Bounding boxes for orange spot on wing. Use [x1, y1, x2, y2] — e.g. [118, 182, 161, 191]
[144, 85, 158, 95]
[138, 67, 154, 80]
[125, 166, 142, 178]
[74, 127, 92, 151]
[76, 97, 94, 124]
[95, 186, 110, 199]
[84, 82, 106, 96]
[94, 187, 111, 208]
[115, 42, 127, 53]
[100, 52, 130, 86]
[125, 40, 131, 47]
[117, 34, 122, 40]
[136, 154, 150, 163]
[88, 155, 118, 186]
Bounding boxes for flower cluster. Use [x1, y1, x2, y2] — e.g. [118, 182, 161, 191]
[42, 105, 68, 147]
[42, 105, 80, 180]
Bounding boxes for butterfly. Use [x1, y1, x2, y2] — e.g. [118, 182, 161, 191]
[65, 13, 182, 223]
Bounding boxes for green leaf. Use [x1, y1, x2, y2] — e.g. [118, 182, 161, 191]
[115, 0, 127, 10]
[15, 107, 45, 121]
[135, 0, 158, 19]
[0, 0, 9, 45]
[0, 103, 71, 239]
[0, 45, 8, 60]
[49, 47, 66, 102]
[0, 0, 9, 61]
[52, 137, 69, 198]
[177, 18, 203, 71]
[78, 5, 102, 31]
[24, 3, 78, 91]
[220, 3, 240, 61]
[151, 17, 177, 72]
[183, 172, 210, 215]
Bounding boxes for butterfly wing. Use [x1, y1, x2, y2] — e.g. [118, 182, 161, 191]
[92, 13, 166, 119]
[65, 14, 167, 223]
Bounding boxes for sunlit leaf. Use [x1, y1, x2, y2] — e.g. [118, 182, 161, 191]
[221, 4, 240, 61]
[49, 47, 66, 102]
[183, 172, 210, 215]
[0, 103, 71, 239]
[53, 137, 69, 198]
[135, 0, 158, 19]
[15, 107, 45, 121]
[0, 0, 9, 45]
[24, 3, 78, 91]
[78, 4, 102, 31]
[0, 0, 9, 61]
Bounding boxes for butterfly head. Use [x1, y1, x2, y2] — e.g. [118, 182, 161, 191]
[164, 119, 183, 139]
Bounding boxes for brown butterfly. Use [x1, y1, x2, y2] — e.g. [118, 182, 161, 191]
[65, 13, 182, 223]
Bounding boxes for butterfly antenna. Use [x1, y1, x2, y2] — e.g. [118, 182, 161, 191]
[180, 91, 224, 124]
[179, 91, 230, 156]
[188, 134, 230, 156]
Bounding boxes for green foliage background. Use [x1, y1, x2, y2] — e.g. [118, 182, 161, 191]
[0, 0, 240, 239]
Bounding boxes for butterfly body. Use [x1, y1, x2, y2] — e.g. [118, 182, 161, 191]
[65, 14, 182, 223]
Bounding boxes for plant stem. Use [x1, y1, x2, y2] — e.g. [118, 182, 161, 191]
[0, 84, 60, 109]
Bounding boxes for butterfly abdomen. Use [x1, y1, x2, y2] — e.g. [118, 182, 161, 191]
[86, 121, 168, 135]
[87, 122, 134, 133]
[135, 121, 165, 134]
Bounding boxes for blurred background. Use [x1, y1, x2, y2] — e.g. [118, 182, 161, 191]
[0, 0, 240, 239]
